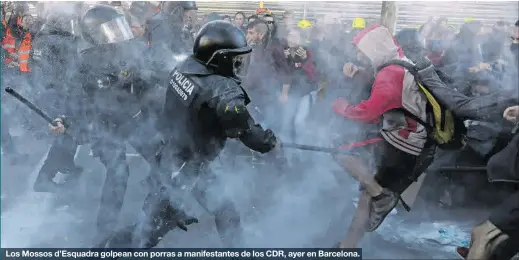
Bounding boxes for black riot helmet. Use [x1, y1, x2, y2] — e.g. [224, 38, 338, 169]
[160, 1, 198, 27]
[193, 20, 251, 76]
[80, 4, 134, 46]
[161, 1, 197, 14]
[43, 14, 79, 36]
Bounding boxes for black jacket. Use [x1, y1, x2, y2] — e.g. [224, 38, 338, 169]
[31, 27, 78, 89]
[64, 40, 162, 142]
[161, 56, 277, 163]
[416, 59, 518, 120]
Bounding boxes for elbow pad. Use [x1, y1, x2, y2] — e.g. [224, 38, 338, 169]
[217, 100, 253, 138]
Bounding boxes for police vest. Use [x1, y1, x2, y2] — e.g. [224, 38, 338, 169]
[1, 20, 16, 64]
[18, 32, 31, 73]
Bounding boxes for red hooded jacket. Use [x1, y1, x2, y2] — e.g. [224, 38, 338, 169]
[332, 25, 428, 156]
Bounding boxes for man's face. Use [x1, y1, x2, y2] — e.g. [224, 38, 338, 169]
[131, 23, 145, 37]
[235, 14, 244, 27]
[21, 15, 34, 30]
[247, 27, 264, 46]
[356, 48, 371, 67]
[263, 16, 274, 31]
[183, 9, 197, 27]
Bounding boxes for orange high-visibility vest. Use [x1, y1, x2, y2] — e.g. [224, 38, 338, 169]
[1, 20, 16, 64]
[18, 32, 31, 72]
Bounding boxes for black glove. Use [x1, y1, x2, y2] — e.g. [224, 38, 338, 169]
[176, 217, 199, 232]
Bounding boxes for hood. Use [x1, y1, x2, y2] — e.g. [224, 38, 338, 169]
[352, 24, 403, 69]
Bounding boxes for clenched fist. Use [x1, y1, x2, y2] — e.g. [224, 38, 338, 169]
[49, 118, 66, 135]
[343, 63, 359, 78]
[503, 105, 519, 122]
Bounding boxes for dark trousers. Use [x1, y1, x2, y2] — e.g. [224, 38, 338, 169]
[91, 138, 131, 234]
[33, 134, 80, 190]
[133, 174, 241, 248]
[99, 141, 242, 248]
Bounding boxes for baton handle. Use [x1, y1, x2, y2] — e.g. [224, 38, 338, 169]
[280, 142, 341, 154]
[5, 87, 56, 126]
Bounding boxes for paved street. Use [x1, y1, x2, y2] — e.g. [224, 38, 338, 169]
[2, 136, 465, 259]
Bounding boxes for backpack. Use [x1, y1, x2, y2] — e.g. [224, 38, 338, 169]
[378, 59, 466, 150]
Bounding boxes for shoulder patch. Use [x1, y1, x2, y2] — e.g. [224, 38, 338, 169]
[169, 69, 200, 107]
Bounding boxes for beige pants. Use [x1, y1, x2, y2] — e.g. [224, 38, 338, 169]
[467, 220, 509, 260]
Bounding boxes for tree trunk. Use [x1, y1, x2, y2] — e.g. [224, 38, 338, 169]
[380, 1, 398, 34]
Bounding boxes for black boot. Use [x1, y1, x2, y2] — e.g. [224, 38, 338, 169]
[33, 170, 62, 193]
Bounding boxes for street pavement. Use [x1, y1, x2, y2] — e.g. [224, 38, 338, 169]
[2, 135, 466, 259]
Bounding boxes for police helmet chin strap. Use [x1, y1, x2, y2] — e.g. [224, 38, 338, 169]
[204, 49, 227, 67]
[200, 50, 243, 79]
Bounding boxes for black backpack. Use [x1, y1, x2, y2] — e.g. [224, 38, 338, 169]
[377, 59, 466, 150]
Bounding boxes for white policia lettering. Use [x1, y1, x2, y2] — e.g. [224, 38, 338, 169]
[172, 70, 194, 95]
[170, 78, 188, 101]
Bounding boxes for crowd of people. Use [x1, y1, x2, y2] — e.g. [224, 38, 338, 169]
[1, 1, 518, 259]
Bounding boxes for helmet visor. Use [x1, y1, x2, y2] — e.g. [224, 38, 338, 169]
[233, 55, 244, 74]
[99, 16, 134, 44]
[60, 18, 77, 35]
[69, 19, 77, 35]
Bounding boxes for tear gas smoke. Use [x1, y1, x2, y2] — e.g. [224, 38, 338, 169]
[1, 2, 518, 259]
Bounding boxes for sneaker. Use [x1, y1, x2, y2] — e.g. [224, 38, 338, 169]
[366, 188, 399, 232]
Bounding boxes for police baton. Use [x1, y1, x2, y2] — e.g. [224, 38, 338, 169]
[5, 87, 58, 126]
[280, 142, 352, 155]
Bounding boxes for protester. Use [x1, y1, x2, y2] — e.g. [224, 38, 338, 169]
[234, 11, 246, 30]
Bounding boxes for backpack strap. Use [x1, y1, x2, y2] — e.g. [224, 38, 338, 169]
[376, 59, 434, 134]
[398, 108, 434, 134]
[377, 59, 419, 76]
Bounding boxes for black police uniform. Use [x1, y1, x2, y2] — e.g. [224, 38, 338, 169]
[32, 15, 84, 193]
[98, 20, 278, 249]
[60, 5, 163, 234]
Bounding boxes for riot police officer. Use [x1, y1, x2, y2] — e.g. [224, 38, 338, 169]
[49, 5, 158, 235]
[98, 20, 278, 249]
[32, 5, 84, 193]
